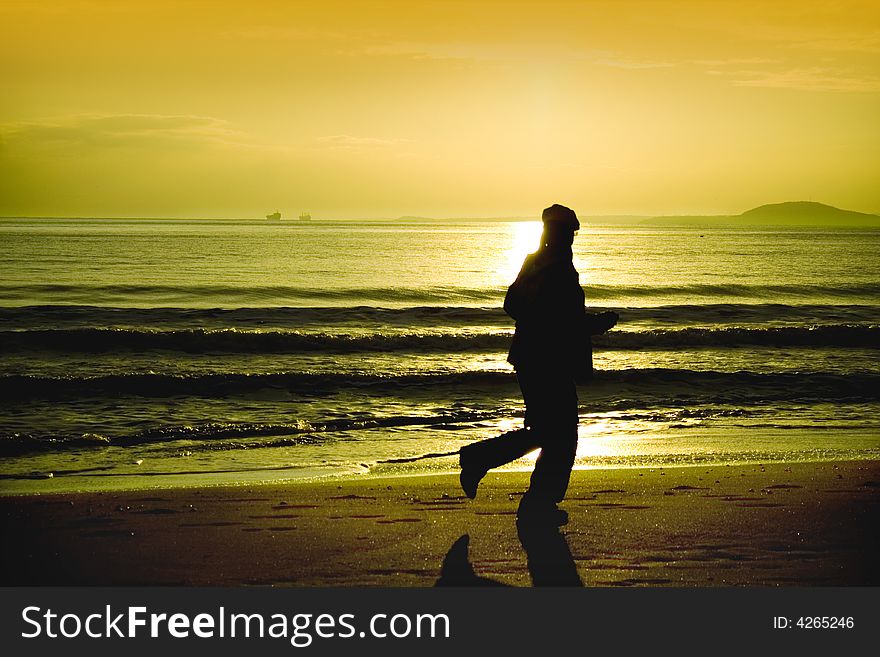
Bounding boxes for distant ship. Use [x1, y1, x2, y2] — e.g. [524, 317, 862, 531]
[266, 211, 281, 220]
[299, 211, 312, 221]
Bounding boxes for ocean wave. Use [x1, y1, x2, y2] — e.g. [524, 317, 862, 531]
[595, 325, 880, 349]
[1, 302, 877, 332]
[0, 411, 501, 456]
[0, 283, 508, 304]
[0, 328, 511, 353]
[2, 369, 877, 402]
[2, 324, 876, 354]
[585, 282, 880, 300]
[2, 281, 878, 305]
[0, 304, 507, 329]
[0, 370, 515, 399]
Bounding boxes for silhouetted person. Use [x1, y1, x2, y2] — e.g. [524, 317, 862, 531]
[459, 204, 617, 525]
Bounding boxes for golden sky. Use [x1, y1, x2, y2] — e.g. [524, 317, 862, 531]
[1, 0, 878, 218]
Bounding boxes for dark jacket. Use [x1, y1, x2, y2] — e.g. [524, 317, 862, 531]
[504, 246, 591, 378]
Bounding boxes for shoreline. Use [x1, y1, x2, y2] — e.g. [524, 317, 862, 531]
[2, 459, 878, 586]
[3, 453, 879, 498]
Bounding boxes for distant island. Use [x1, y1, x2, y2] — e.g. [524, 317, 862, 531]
[390, 202, 879, 226]
[643, 201, 880, 227]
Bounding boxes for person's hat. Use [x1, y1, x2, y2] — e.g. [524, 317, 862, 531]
[541, 204, 579, 231]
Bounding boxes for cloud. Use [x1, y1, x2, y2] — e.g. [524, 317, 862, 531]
[315, 134, 410, 150]
[218, 25, 357, 42]
[739, 24, 880, 54]
[0, 114, 256, 151]
[591, 55, 674, 70]
[348, 40, 675, 70]
[587, 50, 675, 70]
[729, 67, 880, 92]
[220, 24, 678, 71]
[690, 57, 778, 67]
[788, 34, 880, 54]
[356, 41, 535, 62]
[688, 56, 880, 93]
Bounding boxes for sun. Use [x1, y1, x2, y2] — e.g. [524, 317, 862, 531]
[497, 221, 543, 282]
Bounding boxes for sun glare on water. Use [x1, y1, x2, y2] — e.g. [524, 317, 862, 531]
[498, 221, 543, 282]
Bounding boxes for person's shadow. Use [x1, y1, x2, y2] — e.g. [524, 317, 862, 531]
[435, 522, 583, 587]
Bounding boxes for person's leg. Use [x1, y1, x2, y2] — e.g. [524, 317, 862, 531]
[459, 427, 539, 498]
[527, 419, 577, 504]
[460, 427, 539, 470]
[518, 370, 578, 515]
[459, 367, 549, 498]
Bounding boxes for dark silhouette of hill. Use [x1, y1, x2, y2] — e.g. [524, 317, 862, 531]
[740, 201, 879, 224]
[645, 201, 879, 227]
[385, 202, 878, 226]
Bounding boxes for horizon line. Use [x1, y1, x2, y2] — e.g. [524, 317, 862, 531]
[3, 200, 879, 223]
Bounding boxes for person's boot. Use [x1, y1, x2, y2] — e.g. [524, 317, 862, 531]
[516, 493, 569, 526]
[459, 445, 488, 499]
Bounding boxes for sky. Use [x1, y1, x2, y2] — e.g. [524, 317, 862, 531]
[1, 0, 878, 219]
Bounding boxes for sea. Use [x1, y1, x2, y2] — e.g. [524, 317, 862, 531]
[1, 217, 878, 494]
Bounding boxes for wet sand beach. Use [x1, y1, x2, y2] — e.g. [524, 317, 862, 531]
[2, 460, 878, 587]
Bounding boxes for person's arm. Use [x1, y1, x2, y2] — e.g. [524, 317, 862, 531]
[503, 254, 540, 321]
[584, 310, 618, 335]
